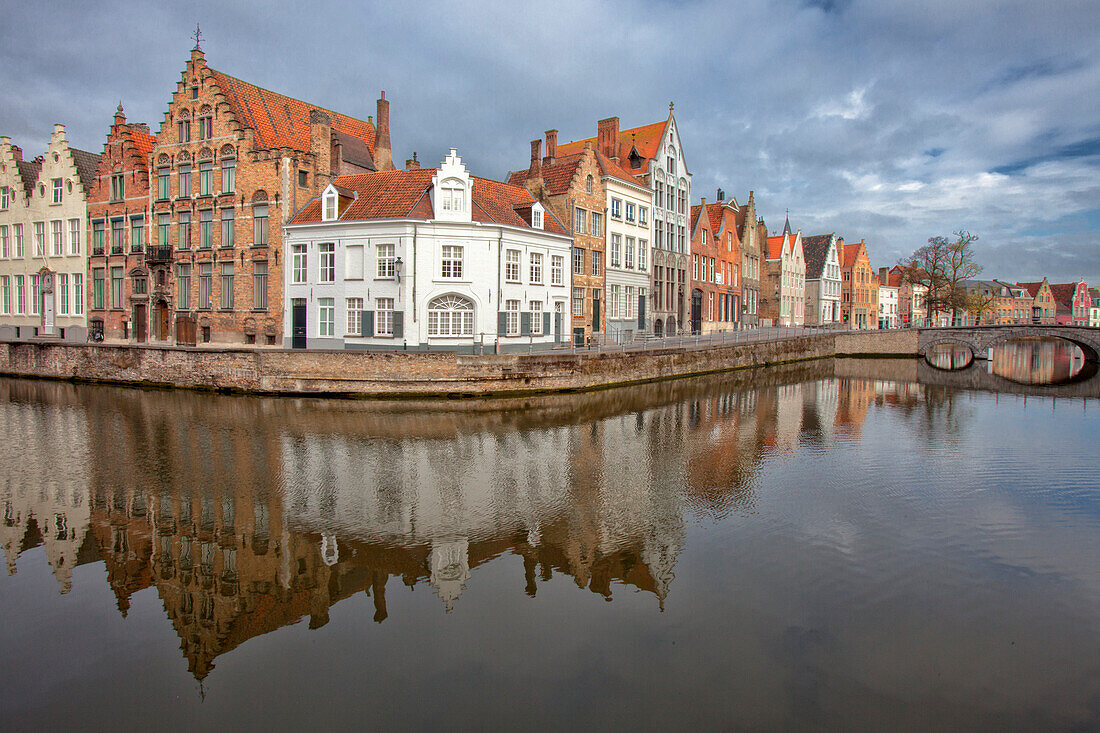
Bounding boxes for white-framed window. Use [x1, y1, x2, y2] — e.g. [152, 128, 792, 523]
[625, 286, 635, 319]
[0, 275, 9, 314]
[551, 255, 563, 286]
[157, 213, 170, 247]
[15, 224, 25, 257]
[221, 156, 235, 193]
[68, 218, 79, 255]
[506, 299, 520, 335]
[199, 210, 213, 248]
[376, 297, 395, 336]
[252, 204, 268, 245]
[573, 247, 584, 275]
[530, 252, 543, 284]
[34, 222, 45, 256]
[15, 275, 26, 314]
[0, 186, 9, 210]
[440, 179, 465, 212]
[609, 285, 620, 318]
[73, 273, 83, 315]
[572, 287, 584, 316]
[505, 249, 520, 282]
[0, 225, 8, 258]
[592, 250, 602, 277]
[574, 207, 586, 234]
[110, 174, 124, 202]
[253, 261, 268, 310]
[31, 274, 42, 315]
[52, 178, 63, 204]
[638, 239, 647, 271]
[639, 206, 647, 226]
[610, 198, 622, 219]
[318, 298, 334, 337]
[530, 300, 543, 334]
[441, 245, 463, 279]
[532, 208, 543, 229]
[376, 242, 396, 278]
[291, 244, 307, 283]
[323, 190, 338, 221]
[591, 212, 602, 237]
[625, 237, 634, 269]
[51, 220, 63, 256]
[346, 297, 364, 335]
[625, 202, 635, 222]
[610, 234, 621, 267]
[319, 242, 335, 283]
[220, 262, 234, 310]
[427, 294, 473, 336]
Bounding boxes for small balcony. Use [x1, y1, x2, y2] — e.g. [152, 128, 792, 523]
[146, 245, 173, 262]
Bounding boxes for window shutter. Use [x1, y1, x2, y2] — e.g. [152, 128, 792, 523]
[638, 295, 646, 330]
[392, 311, 404, 339]
[543, 312, 551, 337]
[520, 311, 531, 336]
[498, 311, 508, 335]
[361, 310, 374, 338]
[592, 299, 601, 331]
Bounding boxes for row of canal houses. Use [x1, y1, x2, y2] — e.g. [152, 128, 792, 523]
[0, 45, 1095, 349]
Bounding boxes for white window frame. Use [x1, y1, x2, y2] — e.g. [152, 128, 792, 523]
[319, 242, 335, 283]
[52, 178, 63, 204]
[530, 252, 543, 284]
[506, 299, 520, 336]
[427, 294, 474, 337]
[346, 297, 364, 335]
[291, 244, 307, 284]
[505, 249, 521, 283]
[376, 242, 396, 279]
[530, 300, 543, 334]
[440, 244, 463, 279]
[73, 273, 83, 315]
[318, 298, 335, 337]
[551, 255, 563, 286]
[323, 190, 338, 221]
[610, 198, 622, 219]
[376, 297, 395, 336]
[68, 218, 80, 255]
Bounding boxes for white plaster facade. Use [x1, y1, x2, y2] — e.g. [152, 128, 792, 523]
[803, 234, 842, 326]
[0, 125, 96, 341]
[878, 283, 899, 329]
[283, 150, 573, 352]
[603, 167, 653, 342]
[648, 115, 692, 336]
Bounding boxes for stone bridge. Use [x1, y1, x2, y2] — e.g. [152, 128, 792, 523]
[915, 358, 1100, 399]
[917, 325, 1100, 362]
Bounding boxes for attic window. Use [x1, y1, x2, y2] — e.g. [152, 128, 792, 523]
[440, 178, 464, 212]
[532, 208, 543, 229]
[586, 175, 593, 194]
[191, 86, 199, 100]
[323, 190, 338, 221]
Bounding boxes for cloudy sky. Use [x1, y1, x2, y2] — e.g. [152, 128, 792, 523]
[2, 0, 1098, 283]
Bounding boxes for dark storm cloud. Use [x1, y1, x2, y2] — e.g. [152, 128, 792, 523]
[2, 0, 1098, 284]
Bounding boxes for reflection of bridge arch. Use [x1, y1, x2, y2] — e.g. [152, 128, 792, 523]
[917, 326, 1100, 363]
[915, 359, 1100, 399]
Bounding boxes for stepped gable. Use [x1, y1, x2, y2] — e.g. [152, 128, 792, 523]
[802, 234, 835, 278]
[69, 147, 102, 194]
[15, 158, 41, 199]
[206, 68, 376, 154]
[292, 169, 568, 236]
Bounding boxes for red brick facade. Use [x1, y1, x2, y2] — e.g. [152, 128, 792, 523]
[86, 106, 156, 341]
[148, 47, 385, 345]
[689, 199, 741, 333]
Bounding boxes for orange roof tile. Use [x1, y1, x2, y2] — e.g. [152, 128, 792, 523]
[766, 235, 786, 260]
[1048, 283, 1077, 309]
[131, 129, 156, 159]
[556, 119, 668, 171]
[594, 151, 643, 186]
[291, 169, 568, 235]
[208, 68, 375, 154]
[1016, 281, 1045, 298]
[506, 153, 586, 196]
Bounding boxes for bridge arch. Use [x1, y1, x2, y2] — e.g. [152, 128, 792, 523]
[918, 326, 1100, 363]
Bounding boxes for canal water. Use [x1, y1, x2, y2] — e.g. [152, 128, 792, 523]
[2, 343, 1099, 731]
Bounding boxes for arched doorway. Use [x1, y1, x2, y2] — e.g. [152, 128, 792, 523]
[667, 316, 677, 335]
[153, 299, 170, 341]
[654, 319, 663, 337]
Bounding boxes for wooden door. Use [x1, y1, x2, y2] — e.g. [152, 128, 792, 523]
[133, 304, 147, 342]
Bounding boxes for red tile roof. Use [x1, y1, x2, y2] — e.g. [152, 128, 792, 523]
[766, 235, 786, 260]
[208, 68, 375, 154]
[556, 119, 668, 171]
[841, 242, 860, 268]
[1016, 281, 1045, 298]
[291, 169, 568, 235]
[594, 151, 643, 185]
[131, 129, 156, 159]
[1048, 283, 1077, 310]
[506, 153, 586, 196]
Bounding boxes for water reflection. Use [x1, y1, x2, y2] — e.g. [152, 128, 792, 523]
[926, 342, 974, 370]
[990, 338, 1088, 384]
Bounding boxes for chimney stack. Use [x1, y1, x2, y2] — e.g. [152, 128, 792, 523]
[375, 91, 393, 171]
[406, 152, 419, 170]
[717, 188, 724, 202]
[597, 117, 619, 160]
[543, 129, 557, 166]
[879, 266, 889, 285]
[528, 139, 542, 182]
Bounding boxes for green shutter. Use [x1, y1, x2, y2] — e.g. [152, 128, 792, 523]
[592, 299, 601, 331]
[520, 311, 531, 336]
[361, 310, 374, 338]
[554, 312, 562, 342]
[392, 311, 403, 339]
[543, 312, 551, 336]
[638, 295, 646, 330]
[498, 311, 508, 335]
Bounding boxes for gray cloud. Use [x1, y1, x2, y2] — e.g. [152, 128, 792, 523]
[2, 0, 1098, 284]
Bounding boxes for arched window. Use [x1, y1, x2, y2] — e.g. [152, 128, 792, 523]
[427, 294, 474, 337]
[440, 178, 464, 212]
[198, 105, 213, 140]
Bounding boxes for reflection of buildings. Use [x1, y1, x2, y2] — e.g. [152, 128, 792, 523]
[990, 339, 1085, 385]
[0, 381, 94, 593]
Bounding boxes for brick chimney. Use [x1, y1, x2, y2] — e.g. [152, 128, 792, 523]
[406, 152, 419, 170]
[528, 139, 542, 181]
[375, 91, 393, 171]
[597, 117, 619, 160]
[543, 129, 557, 166]
[879, 266, 889, 285]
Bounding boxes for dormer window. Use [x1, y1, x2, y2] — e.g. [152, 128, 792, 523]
[323, 189, 338, 221]
[52, 178, 63, 204]
[532, 207, 543, 229]
[440, 178, 464, 212]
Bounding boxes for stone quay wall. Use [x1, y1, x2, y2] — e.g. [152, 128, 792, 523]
[0, 330, 920, 397]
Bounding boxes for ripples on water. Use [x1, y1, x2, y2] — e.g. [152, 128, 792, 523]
[1, 352, 1099, 731]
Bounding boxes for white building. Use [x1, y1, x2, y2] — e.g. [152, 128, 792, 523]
[878, 282, 899, 329]
[599, 153, 653, 342]
[801, 233, 842, 326]
[763, 227, 805, 327]
[0, 125, 99, 341]
[283, 149, 573, 352]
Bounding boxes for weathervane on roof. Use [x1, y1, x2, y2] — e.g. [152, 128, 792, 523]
[192, 24, 203, 50]
[669, 101, 674, 113]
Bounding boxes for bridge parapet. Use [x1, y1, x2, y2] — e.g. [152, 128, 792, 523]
[917, 325, 1100, 362]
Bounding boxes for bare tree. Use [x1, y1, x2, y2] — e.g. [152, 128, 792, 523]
[900, 231, 982, 324]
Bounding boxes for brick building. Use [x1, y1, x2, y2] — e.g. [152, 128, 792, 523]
[840, 238, 877, 329]
[149, 44, 387, 345]
[1016, 279, 1056, 324]
[86, 105, 157, 341]
[734, 191, 762, 327]
[761, 220, 805, 327]
[689, 196, 742, 333]
[510, 133, 605, 344]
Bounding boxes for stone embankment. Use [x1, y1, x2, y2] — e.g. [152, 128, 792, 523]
[0, 330, 919, 398]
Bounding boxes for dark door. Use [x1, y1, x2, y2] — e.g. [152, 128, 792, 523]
[133, 304, 147, 343]
[691, 290, 703, 334]
[573, 327, 585, 347]
[292, 300, 307, 349]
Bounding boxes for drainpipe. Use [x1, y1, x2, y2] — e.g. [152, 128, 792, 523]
[411, 224, 417, 325]
[496, 228, 503, 354]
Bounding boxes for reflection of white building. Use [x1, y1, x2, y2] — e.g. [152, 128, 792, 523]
[429, 539, 470, 612]
[283, 150, 573, 352]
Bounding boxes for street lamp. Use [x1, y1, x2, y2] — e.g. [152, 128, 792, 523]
[395, 256, 403, 283]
